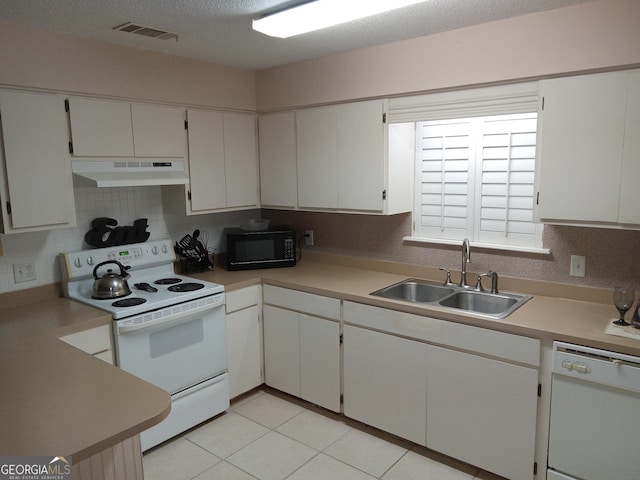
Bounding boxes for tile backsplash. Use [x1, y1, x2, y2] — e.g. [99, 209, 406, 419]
[0, 186, 259, 293]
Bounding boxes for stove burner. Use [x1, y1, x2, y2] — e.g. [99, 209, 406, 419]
[168, 282, 205, 293]
[154, 278, 182, 285]
[112, 297, 147, 308]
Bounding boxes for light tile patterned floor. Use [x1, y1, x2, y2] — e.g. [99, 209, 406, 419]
[143, 389, 506, 480]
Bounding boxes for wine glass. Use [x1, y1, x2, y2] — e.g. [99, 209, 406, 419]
[613, 287, 635, 326]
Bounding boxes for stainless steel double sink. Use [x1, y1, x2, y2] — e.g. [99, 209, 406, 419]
[370, 278, 531, 319]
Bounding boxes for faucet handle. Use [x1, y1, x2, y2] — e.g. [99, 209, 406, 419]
[439, 268, 453, 286]
[476, 270, 499, 294]
[475, 270, 493, 292]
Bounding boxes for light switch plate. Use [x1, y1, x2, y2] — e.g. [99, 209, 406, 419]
[570, 255, 586, 277]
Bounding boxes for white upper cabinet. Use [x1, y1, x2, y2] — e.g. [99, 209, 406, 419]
[337, 100, 386, 211]
[223, 112, 259, 208]
[165, 109, 258, 215]
[258, 112, 297, 208]
[292, 99, 412, 214]
[297, 105, 338, 209]
[619, 70, 640, 224]
[130, 104, 187, 158]
[535, 70, 640, 227]
[67, 97, 186, 158]
[187, 109, 226, 211]
[0, 90, 76, 233]
[67, 97, 134, 157]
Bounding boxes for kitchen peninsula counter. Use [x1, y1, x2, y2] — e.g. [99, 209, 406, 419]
[193, 252, 640, 357]
[0, 292, 171, 463]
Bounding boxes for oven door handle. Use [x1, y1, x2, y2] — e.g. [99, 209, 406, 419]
[116, 298, 224, 335]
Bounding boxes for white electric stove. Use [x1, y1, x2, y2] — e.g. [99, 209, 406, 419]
[60, 239, 229, 451]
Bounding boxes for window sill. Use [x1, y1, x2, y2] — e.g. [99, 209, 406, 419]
[403, 236, 551, 255]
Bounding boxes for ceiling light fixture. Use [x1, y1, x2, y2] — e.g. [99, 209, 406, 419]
[252, 0, 429, 38]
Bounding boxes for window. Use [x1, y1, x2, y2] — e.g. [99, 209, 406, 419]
[388, 82, 545, 252]
[415, 113, 542, 249]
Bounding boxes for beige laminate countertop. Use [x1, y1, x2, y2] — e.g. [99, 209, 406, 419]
[191, 256, 640, 357]
[2, 253, 637, 462]
[0, 295, 171, 462]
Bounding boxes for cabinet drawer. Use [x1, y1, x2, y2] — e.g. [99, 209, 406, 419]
[226, 285, 261, 314]
[263, 285, 340, 320]
[344, 301, 539, 367]
[59, 324, 112, 355]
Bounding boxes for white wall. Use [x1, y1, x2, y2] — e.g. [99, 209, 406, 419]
[0, 19, 256, 110]
[256, 0, 640, 110]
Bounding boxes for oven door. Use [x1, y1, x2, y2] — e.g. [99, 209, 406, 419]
[113, 293, 226, 394]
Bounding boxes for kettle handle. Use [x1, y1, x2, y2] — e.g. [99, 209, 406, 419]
[92, 260, 129, 280]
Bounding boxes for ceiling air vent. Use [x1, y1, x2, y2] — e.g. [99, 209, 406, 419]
[113, 22, 179, 41]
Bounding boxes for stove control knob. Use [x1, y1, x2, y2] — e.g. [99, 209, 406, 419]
[161, 244, 169, 254]
[151, 246, 159, 255]
[74, 258, 82, 268]
[86, 256, 95, 266]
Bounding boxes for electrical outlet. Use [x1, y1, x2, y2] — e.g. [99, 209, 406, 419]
[570, 255, 586, 277]
[305, 230, 314, 246]
[13, 261, 36, 283]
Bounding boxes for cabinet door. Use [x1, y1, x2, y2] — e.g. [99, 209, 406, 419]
[619, 71, 640, 224]
[536, 72, 628, 223]
[131, 104, 186, 157]
[226, 305, 262, 399]
[187, 109, 226, 211]
[297, 105, 337, 209]
[224, 112, 258, 208]
[343, 325, 428, 445]
[0, 91, 76, 231]
[299, 314, 340, 412]
[259, 112, 297, 208]
[426, 345, 538, 480]
[59, 324, 113, 364]
[67, 97, 134, 157]
[263, 305, 300, 397]
[337, 100, 385, 211]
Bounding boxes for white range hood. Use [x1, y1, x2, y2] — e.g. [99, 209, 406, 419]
[72, 160, 189, 188]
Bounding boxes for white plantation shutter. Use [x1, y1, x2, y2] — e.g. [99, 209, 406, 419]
[416, 113, 542, 249]
[418, 120, 474, 239]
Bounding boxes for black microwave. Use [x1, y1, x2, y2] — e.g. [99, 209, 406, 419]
[225, 226, 296, 271]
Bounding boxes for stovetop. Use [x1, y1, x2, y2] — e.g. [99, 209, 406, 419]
[61, 239, 224, 319]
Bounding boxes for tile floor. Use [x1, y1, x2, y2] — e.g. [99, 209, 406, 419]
[143, 388, 506, 480]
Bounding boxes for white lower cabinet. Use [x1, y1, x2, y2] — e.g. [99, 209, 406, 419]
[426, 345, 539, 480]
[262, 286, 341, 412]
[343, 301, 540, 480]
[59, 324, 114, 365]
[299, 313, 341, 412]
[343, 324, 428, 445]
[263, 305, 301, 397]
[225, 285, 263, 399]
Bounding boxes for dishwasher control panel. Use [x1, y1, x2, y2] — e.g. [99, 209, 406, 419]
[560, 358, 591, 374]
[553, 341, 640, 392]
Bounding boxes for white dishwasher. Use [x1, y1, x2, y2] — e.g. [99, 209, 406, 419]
[547, 341, 640, 480]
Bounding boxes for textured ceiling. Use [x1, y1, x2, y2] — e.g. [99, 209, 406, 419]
[0, 0, 595, 70]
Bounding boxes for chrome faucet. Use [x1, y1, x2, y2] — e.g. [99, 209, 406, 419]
[460, 238, 471, 288]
